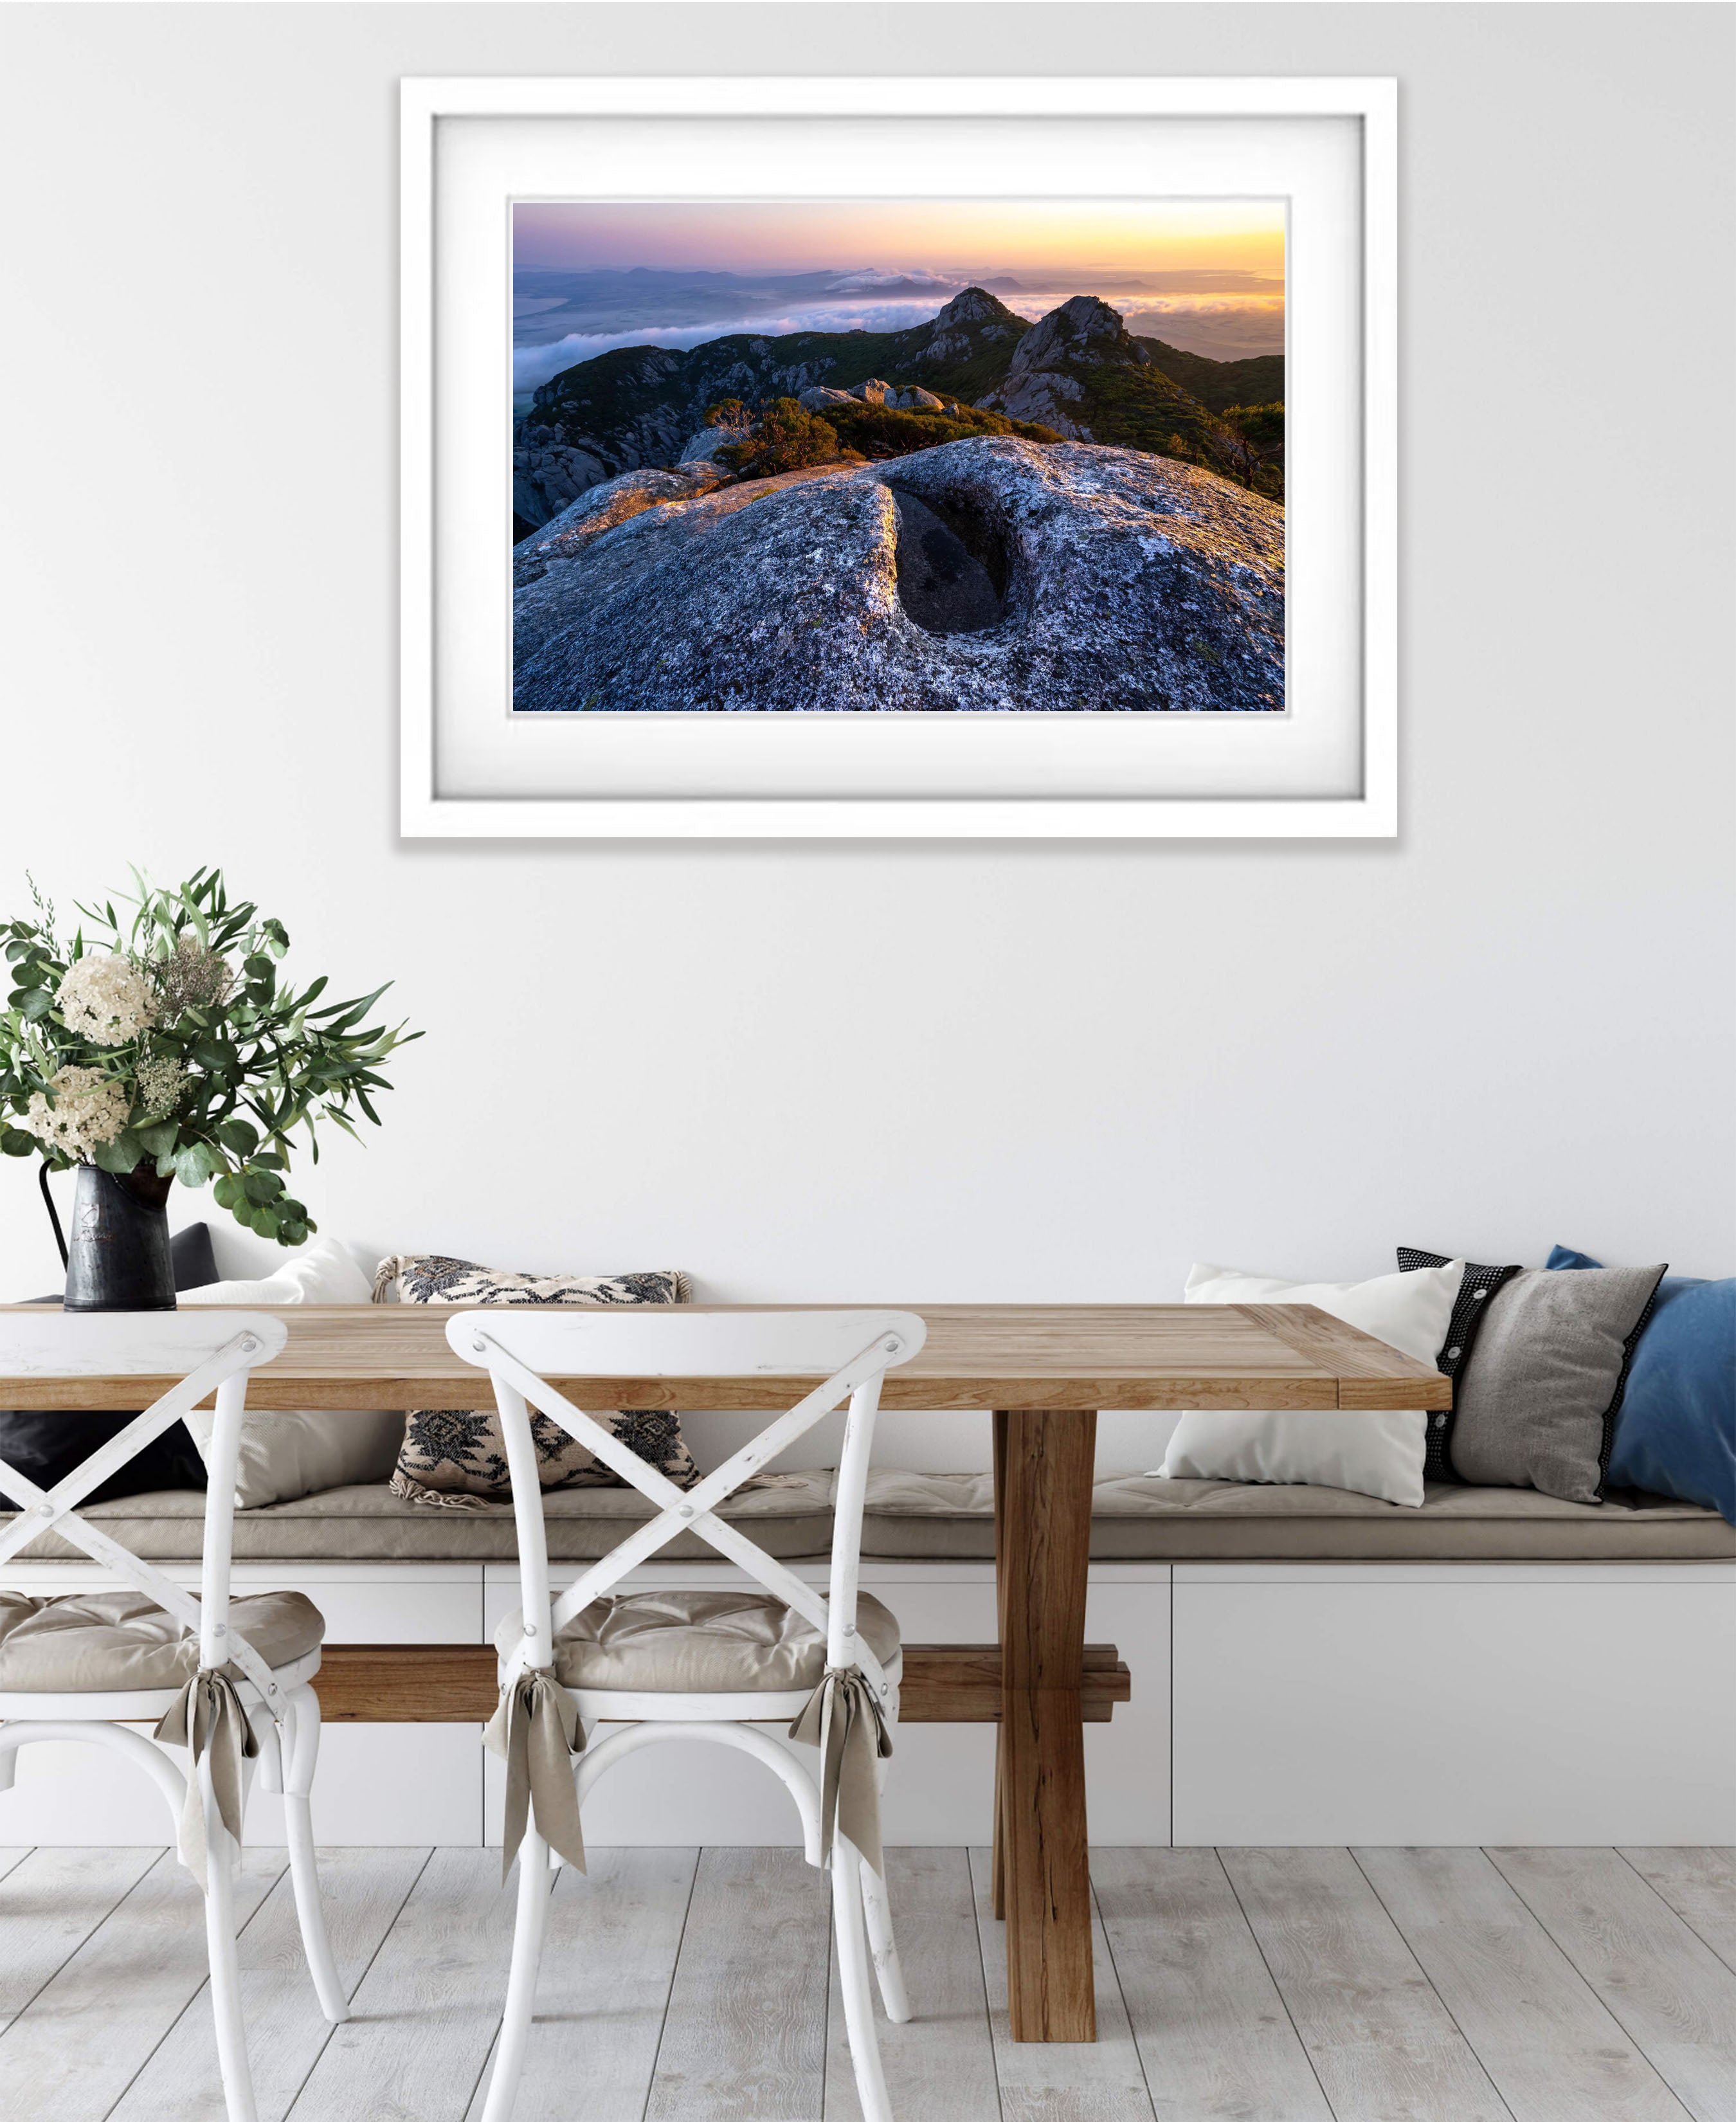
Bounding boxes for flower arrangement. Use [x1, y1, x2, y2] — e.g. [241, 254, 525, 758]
[0, 869, 418, 1245]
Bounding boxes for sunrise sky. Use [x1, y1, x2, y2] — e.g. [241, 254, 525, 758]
[511, 199, 1285, 388]
[512, 198, 1285, 280]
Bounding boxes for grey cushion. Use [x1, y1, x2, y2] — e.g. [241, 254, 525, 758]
[3, 1471, 838, 1564]
[854, 1470, 1736, 1563]
[505, 1588, 901, 1694]
[6, 1459, 1730, 1567]
[1451, 1265, 1666, 1503]
[0, 1588, 323, 1692]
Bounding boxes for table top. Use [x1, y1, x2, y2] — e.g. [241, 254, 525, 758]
[0, 1301, 1451, 1413]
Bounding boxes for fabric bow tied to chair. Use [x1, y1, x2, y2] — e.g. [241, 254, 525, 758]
[154, 1668, 261, 1890]
[485, 1666, 588, 1882]
[788, 1665, 893, 1876]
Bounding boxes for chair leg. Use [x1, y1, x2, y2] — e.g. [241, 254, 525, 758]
[480, 1827, 553, 2122]
[833, 1835, 894, 2122]
[858, 1855, 911, 2024]
[279, 1687, 348, 2024]
[202, 1779, 260, 2122]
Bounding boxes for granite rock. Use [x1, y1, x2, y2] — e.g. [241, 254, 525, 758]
[513, 436, 1283, 712]
[512, 463, 734, 590]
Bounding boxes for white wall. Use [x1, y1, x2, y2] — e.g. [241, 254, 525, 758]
[2, 3, 1731, 1323]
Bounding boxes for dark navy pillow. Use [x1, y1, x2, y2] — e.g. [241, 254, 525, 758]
[1547, 1245, 1736, 1525]
[4, 1223, 220, 1503]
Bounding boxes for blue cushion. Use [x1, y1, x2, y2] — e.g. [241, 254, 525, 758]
[1547, 1245, 1736, 1521]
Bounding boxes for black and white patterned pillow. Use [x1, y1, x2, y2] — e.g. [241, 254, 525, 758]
[1397, 1248, 1522, 1482]
[374, 1255, 691, 1309]
[374, 1255, 699, 1509]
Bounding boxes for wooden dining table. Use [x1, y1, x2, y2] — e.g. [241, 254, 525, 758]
[0, 1298, 1451, 2043]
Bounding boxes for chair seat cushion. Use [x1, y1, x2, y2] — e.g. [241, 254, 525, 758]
[0, 1589, 325, 1692]
[500, 1588, 901, 1695]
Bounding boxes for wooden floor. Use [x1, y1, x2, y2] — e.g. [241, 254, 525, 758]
[4, 1844, 1736, 2121]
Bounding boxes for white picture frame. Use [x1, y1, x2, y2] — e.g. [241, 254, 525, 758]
[402, 75, 1397, 840]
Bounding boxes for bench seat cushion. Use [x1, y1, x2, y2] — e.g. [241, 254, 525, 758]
[502, 1588, 901, 1694]
[6, 1468, 1731, 1566]
[0, 1588, 323, 1691]
[6, 1471, 838, 1564]
[858, 1471, 1736, 1562]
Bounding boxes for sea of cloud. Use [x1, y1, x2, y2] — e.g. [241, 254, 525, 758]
[512, 299, 969, 395]
[512, 288, 1284, 397]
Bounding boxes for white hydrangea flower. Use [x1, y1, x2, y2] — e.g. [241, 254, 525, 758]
[56, 953, 158, 1046]
[22, 1067, 131, 1159]
[134, 1051, 190, 1118]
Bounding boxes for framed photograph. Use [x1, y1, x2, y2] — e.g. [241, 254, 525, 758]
[401, 76, 1395, 839]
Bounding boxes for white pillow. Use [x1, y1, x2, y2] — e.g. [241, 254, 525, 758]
[179, 1237, 402, 1509]
[1155, 1260, 1465, 1508]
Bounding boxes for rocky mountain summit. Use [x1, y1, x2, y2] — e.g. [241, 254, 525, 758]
[514, 436, 1283, 714]
[979, 297, 1276, 494]
[513, 285, 1282, 527]
[514, 286, 1036, 529]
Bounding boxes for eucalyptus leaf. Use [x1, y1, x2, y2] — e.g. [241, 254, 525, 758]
[175, 1141, 217, 1188]
[93, 1130, 145, 1174]
[1, 1127, 34, 1156]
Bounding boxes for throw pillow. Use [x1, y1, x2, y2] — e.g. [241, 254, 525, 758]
[180, 1235, 405, 1509]
[1157, 1260, 1467, 1508]
[375, 1254, 700, 1509]
[3, 1222, 222, 1505]
[1548, 1246, 1736, 1523]
[1397, 1249, 1524, 1479]
[1444, 1262, 1667, 1503]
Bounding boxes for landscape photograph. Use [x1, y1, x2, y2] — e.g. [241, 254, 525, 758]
[511, 199, 1287, 714]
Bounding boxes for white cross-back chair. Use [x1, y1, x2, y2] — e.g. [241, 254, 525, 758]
[0, 1312, 347, 2122]
[448, 1306, 928, 2122]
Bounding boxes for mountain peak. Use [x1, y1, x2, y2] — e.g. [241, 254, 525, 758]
[933, 285, 1020, 328]
[1054, 293, 1126, 331]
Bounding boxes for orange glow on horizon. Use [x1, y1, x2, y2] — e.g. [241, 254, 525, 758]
[512, 198, 1285, 285]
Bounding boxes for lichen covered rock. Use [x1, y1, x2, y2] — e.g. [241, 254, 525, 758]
[514, 436, 1283, 713]
[512, 464, 733, 590]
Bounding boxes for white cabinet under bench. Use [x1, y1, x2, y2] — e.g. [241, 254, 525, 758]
[1170, 1561, 1736, 1846]
[3, 1472, 1733, 1847]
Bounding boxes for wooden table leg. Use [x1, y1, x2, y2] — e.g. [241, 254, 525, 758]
[991, 1410, 1008, 1921]
[994, 1405, 1097, 2042]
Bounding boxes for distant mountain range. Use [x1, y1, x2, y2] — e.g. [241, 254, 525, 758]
[512, 264, 1279, 344]
[514, 286, 1283, 531]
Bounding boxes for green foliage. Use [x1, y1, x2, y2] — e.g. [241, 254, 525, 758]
[1133, 341, 1285, 417]
[0, 867, 420, 1247]
[1220, 402, 1285, 451]
[704, 399, 749, 428]
[815, 402, 1060, 464]
[1049, 358, 1282, 501]
[716, 399, 840, 478]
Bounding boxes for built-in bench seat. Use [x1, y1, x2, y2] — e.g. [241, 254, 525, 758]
[10, 1468, 1733, 1563]
[6, 1467, 1735, 1849]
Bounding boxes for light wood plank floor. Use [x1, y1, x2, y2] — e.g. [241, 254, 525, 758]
[4, 1845, 1735, 2121]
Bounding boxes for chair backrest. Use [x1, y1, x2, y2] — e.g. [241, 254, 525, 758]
[0, 1312, 289, 1693]
[445, 1309, 927, 1701]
